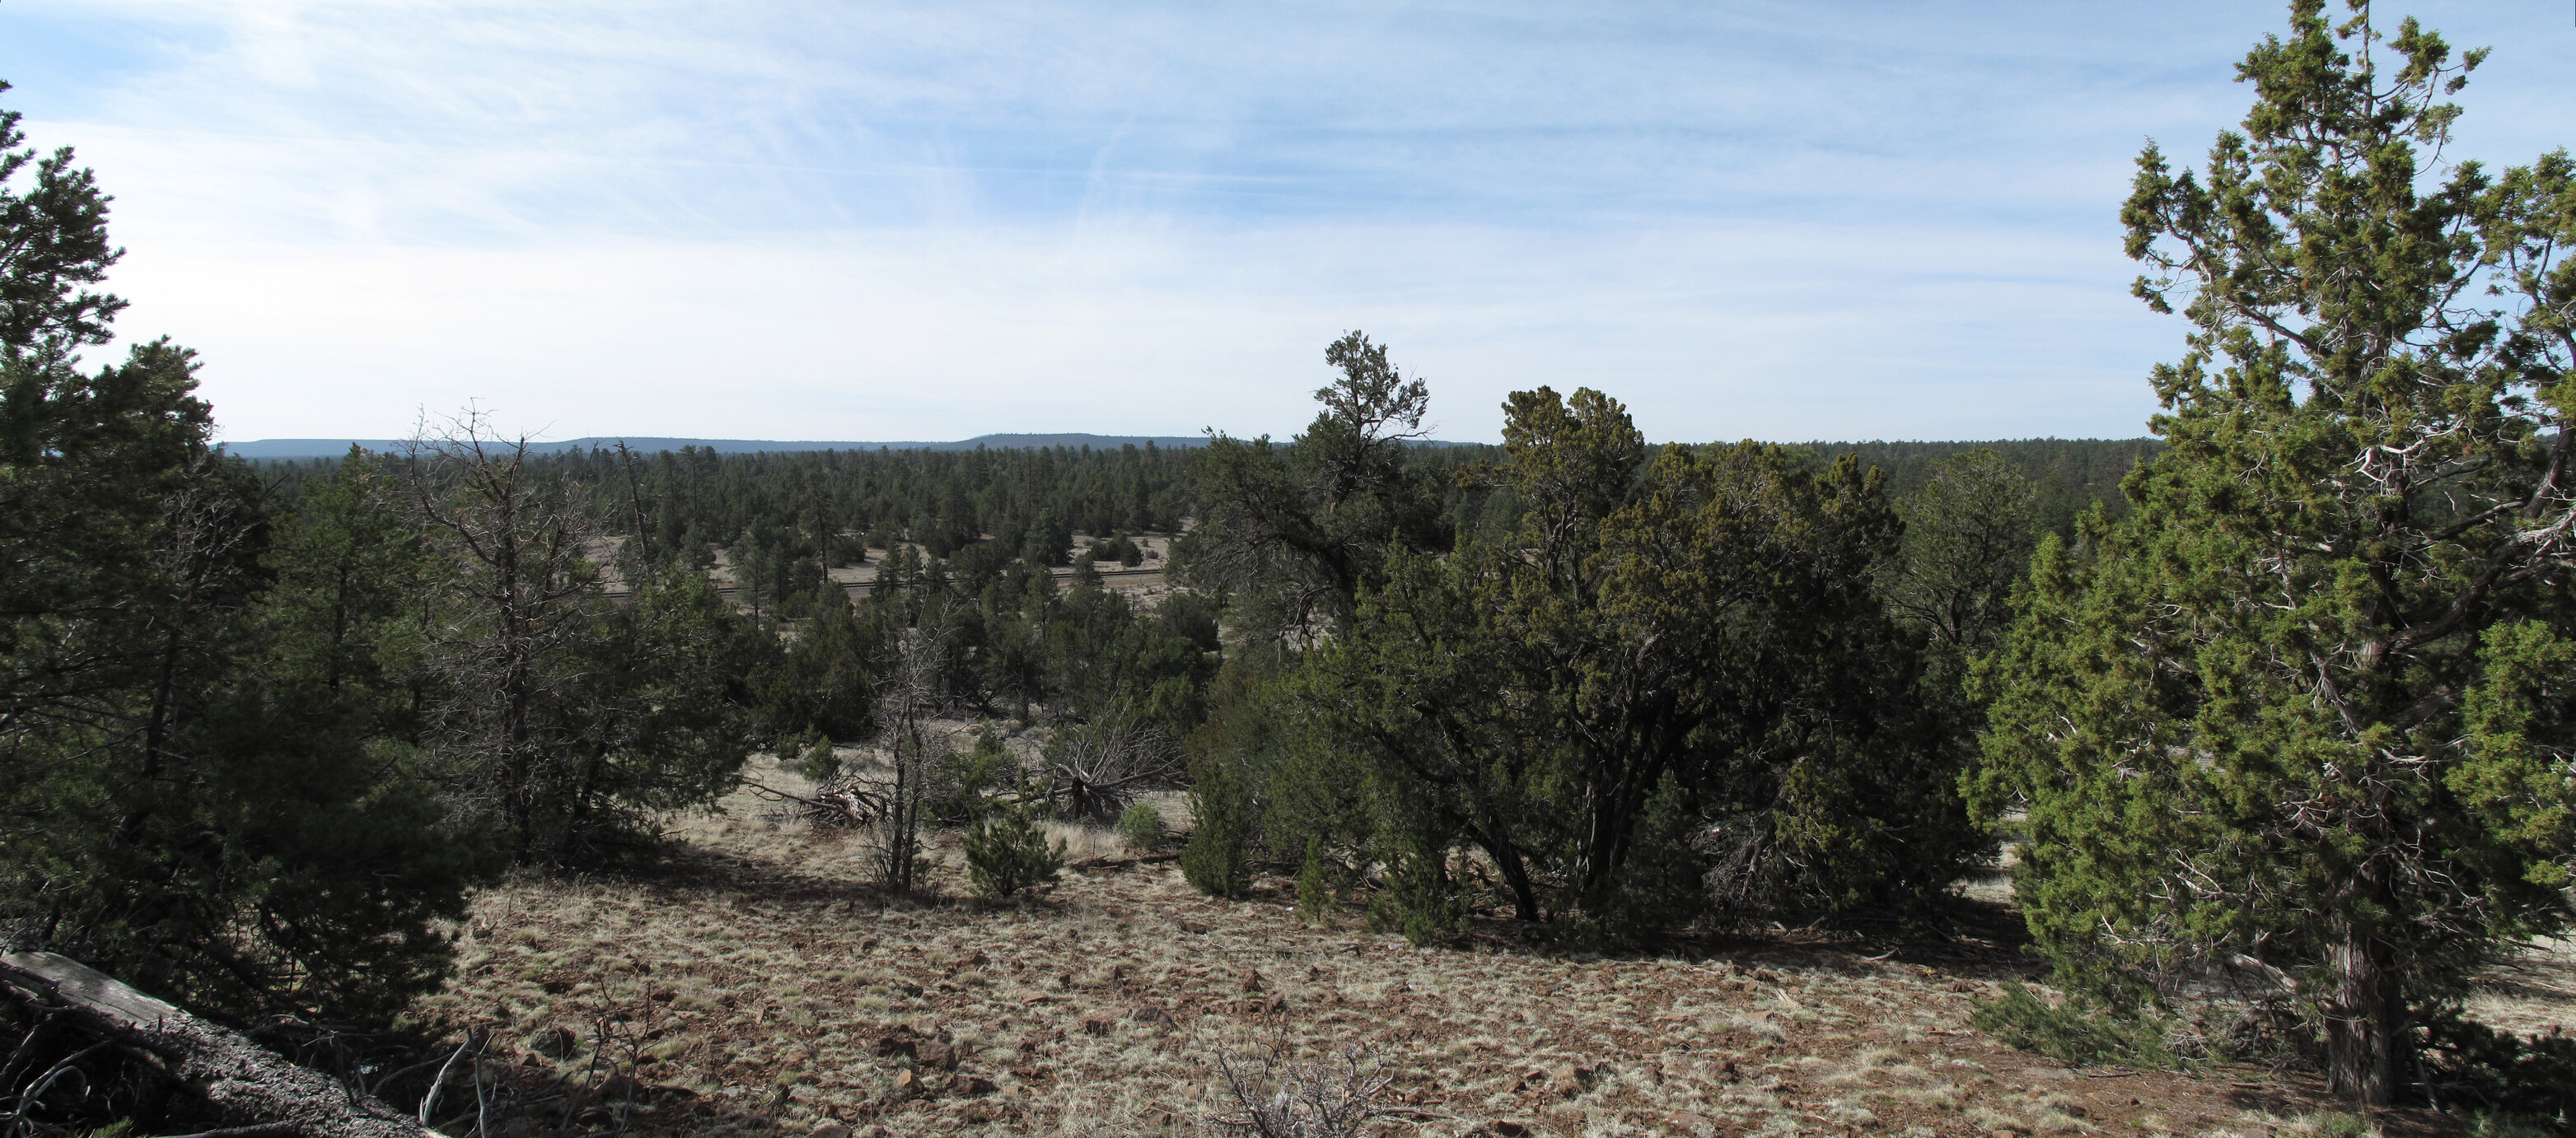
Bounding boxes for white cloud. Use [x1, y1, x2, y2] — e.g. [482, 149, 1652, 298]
[7, 0, 2569, 442]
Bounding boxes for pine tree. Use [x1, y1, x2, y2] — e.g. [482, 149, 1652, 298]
[0, 100, 479, 1022]
[1977, 2, 2576, 1103]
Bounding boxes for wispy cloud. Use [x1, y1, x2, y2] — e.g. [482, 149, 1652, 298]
[5, 0, 2569, 441]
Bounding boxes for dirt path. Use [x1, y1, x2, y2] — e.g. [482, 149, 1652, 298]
[414, 772, 2495, 1137]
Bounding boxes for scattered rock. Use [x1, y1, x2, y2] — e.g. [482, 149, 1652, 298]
[810, 1126, 853, 1138]
[914, 1036, 957, 1070]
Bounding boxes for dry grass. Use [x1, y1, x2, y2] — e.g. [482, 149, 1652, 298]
[403, 753, 2543, 1136]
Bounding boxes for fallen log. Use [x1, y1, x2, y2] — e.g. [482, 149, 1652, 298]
[0, 951, 436, 1138]
[741, 776, 886, 827]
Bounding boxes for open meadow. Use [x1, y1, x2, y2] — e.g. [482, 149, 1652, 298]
[406, 753, 2564, 1138]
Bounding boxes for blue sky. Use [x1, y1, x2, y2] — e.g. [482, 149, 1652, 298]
[4, 2, 2570, 444]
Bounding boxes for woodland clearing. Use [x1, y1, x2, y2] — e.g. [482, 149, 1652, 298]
[404, 752, 2570, 1137]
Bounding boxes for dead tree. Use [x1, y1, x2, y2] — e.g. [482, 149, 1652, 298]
[866, 630, 948, 893]
[0, 951, 432, 1137]
[743, 772, 888, 829]
[1040, 713, 1180, 824]
[401, 409, 602, 866]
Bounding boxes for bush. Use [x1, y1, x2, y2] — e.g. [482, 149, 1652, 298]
[964, 803, 1065, 898]
[1970, 984, 2179, 1068]
[1182, 747, 1252, 898]
[1114, 802, 1166, 849]
[790, 730, 839, 781]
[1296, 837, 1334, 921]
[927, 733, 1017, 824]
[1364, 833, 1463, 947]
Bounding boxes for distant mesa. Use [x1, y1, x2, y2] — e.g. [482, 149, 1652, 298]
[217, 433, 1218, 459]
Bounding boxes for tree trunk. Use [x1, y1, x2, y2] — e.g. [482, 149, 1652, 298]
[2322, 918, 2407, 1105]
[1467, 829, 1541, 922]
[0, 952, 433, 1137]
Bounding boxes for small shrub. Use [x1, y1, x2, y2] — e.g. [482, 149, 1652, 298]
[1970, 984, 2177, 1068]
[1182, 749, 1252, 898]
[927, 733, 1016, 823]
[963, 804, 1065, 898]
[1363, 835, 1462, 947]
[1208, 1040, 1398, 1138]
[787, 730, 838, 781]
[1296, 837, 1332, 921]
[1114, 802, 1166, 849]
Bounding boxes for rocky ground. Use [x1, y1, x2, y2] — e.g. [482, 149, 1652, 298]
[407, 754, 2562, 1137]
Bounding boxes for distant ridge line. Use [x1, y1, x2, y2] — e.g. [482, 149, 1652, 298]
[220, 432, 1218, 459]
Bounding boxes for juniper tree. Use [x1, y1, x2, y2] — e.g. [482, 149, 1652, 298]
[1308, 388, 1972, 937]
[1977, 2, 2576, 1103]
[1180, 332, 1445, 646]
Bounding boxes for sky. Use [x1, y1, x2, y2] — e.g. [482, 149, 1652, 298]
[2, 2, 2570, 445]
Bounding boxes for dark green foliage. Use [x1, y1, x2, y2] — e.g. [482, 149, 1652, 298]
[561, 564, 758, 843]
[1971, 986, 2180, 1070]
[0, 82, 123, 362]
[788, 730, 839, 781]
[0, 104, 486, 1027]
[963, 800, 1064, 898]
[1176, 331, 1448, 646]
[1309, 387, 1975, 940]
[928, 732, 1018, 824]
[1181, 739, 1254, 899]
[1114, 801, 1166, 849]
[1810, 438, 2157, 542]
[408, 427, 756, 865]
[754, 589, 886, 744]
[1364, 831, 1465, 947]
[1978, 1, 2576, 1106]
[1295, 836, 1332, 921]
[1599, 775, 1707, 935]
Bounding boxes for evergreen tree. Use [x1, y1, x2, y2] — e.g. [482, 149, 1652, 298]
[1180, 331, 1446, 646]
[0, 99, 478, 1023]
[1308, 387, 1971, 939]
[1978, 2, 2576, 1103]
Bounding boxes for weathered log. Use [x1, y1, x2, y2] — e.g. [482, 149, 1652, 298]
[0, 951, 436, 1138]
